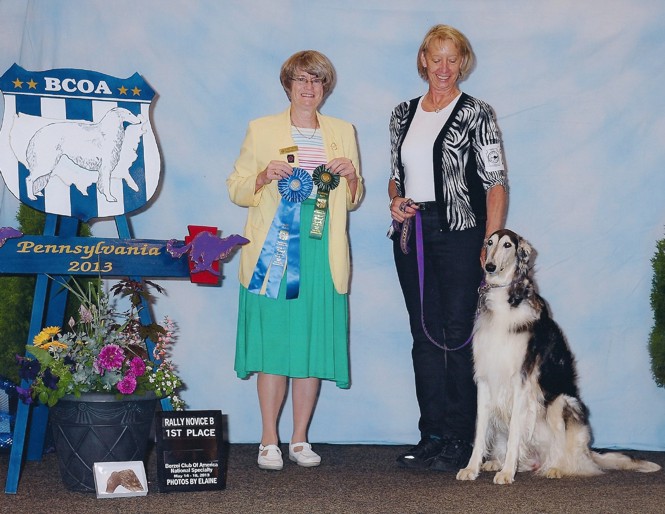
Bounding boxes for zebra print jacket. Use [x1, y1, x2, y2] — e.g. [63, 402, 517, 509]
[389, 93, 507, 233]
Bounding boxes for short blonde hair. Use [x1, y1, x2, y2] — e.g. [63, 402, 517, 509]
[280, 50, 336, 100]
[416, 25, 475, 81]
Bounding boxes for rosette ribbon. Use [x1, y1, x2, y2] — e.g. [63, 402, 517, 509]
[309, 165, 340, 239]
[248, 167, 313, 299]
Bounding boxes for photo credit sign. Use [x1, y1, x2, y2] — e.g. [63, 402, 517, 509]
[155, 410, 226, 492]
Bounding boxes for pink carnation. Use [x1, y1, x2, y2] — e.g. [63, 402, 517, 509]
[96, 344, 125, 371]
[117, 374, 137, 394]
[129, 357, 146, 377]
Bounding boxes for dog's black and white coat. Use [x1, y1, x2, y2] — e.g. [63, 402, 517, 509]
[456, 229, 661, 484]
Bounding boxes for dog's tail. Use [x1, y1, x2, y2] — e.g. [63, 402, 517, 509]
[591, 450, 661, 473]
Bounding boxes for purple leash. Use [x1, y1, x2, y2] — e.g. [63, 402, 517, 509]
[414, 209, 474, 352]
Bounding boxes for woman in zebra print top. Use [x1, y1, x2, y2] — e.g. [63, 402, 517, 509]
[389, 24, 508, 473]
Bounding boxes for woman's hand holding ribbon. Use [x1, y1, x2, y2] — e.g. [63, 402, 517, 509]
[256, 160, 293, 191]
[327, 157, 358, 201]
[327, 157, 357, 183]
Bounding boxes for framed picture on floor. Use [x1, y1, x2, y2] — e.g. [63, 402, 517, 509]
[93, 461, 148, 498]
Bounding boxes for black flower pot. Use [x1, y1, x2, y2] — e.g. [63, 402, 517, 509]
[50, 392, 157, 492]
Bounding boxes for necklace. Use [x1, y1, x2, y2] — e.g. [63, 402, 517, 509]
[291, 117, 319, 140]
[428, 90, 460, 113]
[292, 124, 318, 139]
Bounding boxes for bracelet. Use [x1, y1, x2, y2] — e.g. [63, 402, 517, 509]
[389, 195, 397, 208]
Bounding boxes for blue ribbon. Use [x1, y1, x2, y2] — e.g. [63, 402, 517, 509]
[248, 168, 313, 299]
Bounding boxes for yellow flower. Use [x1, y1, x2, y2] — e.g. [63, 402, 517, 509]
[44, 326, 61, 337]
[42, 340, 68, 350]
[33, 326, 61, 347]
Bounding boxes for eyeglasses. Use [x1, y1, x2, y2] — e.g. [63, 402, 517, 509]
[291, 76, 324, 86]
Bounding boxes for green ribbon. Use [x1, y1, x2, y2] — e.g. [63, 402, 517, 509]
[310, 165, 340, 239]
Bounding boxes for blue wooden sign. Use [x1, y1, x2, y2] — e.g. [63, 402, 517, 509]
[0, 235, 189, 277]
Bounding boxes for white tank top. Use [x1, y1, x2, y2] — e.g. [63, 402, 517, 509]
[401, 93, 460, 202]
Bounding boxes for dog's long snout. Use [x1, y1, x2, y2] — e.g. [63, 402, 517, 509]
[485, 262, 496, 273]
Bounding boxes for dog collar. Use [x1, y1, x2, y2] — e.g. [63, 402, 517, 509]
[478, 281, 510, 294]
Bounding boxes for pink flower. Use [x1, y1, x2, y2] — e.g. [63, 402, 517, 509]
[117, 374, 137, 394]
[79, 305, 94, 323]
[96, 344, 125, 371]
[129, 357, 146, 377]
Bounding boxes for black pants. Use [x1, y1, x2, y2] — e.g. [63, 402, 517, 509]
[393, 212, 483, 443]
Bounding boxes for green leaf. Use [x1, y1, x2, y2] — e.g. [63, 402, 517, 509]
[25, 345, 54, 366]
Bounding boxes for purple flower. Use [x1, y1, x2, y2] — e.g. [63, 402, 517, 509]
[117, 374, 137, 394]
[96, 344, 125, 371]
[16, 356, 40, 381]
[42, 368, 59, 390]
[129, 357, 146, 377]
[64, 355, 76, 372]
[16, 386, 33, 404]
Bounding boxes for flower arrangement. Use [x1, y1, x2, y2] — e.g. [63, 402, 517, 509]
[16, 278, 185, 410]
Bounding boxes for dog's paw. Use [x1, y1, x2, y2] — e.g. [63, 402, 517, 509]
[493, 470, 515, 485]
[456, 468, 478, 481]
[544, 467, 563, 479]
[481, 459, 502, 472]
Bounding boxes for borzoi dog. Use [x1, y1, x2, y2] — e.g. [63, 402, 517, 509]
[456, 229, 661, 484]
[24, 107, 142, 202]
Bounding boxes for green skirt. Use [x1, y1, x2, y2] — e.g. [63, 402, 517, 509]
[234, 199, 350, 388]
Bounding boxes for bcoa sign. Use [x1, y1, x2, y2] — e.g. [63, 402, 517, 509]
[0, 63, 161, 221]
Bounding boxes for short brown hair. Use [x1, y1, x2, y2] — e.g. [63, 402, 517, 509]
[416, 25, 475, 81]
[280, 50, 336, 99]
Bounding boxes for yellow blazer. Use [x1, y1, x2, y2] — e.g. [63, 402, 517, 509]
[227, 108, 363, 294]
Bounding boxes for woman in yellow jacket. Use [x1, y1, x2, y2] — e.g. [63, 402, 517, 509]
[227, 50, 363, 471]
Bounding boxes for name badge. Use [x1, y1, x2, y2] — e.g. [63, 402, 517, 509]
[280, 145, 298, 155]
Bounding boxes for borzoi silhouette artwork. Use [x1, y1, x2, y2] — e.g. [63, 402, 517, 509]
[0, 64, 160, 221]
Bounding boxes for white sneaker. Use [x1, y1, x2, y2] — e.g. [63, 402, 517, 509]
[258, 444, 283, 470]
[289, 442, 321, 467]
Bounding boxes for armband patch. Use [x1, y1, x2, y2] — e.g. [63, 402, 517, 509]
[480, 143, 504, 172]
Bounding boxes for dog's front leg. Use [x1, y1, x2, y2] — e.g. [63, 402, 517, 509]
[457, 380, 490, 481]
[494, 379, 527, 485]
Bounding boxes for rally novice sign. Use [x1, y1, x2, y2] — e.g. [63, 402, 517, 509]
[155, 410, 226, 492]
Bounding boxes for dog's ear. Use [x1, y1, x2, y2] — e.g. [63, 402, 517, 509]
[508, 236, 534, 307]
[516, 237, 533, 279]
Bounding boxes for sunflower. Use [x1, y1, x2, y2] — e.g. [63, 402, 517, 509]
[41, 340, 68, 350]
[33, 326, 62, 347]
